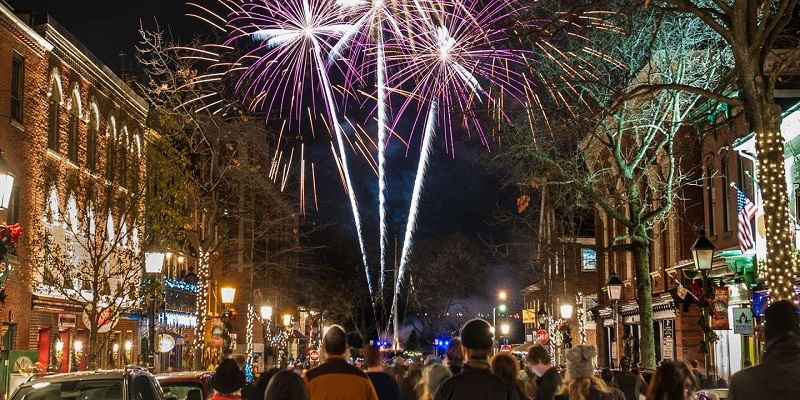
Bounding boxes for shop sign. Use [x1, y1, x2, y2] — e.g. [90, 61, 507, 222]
[733, 308, 754, 335]
[712, 287, 729, 330]
[58, 313, 77, 328]
[662, 320, 673, 339]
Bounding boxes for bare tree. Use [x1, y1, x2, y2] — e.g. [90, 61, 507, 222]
[496, 8, 730, 369]
[638, 0, 800, 301]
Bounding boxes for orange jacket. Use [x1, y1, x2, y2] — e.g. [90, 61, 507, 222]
[305, 357, 379, 400]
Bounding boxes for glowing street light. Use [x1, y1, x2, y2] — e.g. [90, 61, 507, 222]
[221, 287, 236, 305]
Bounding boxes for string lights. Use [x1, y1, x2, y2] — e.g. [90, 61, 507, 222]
[193, 249, 211, 361]
[576, 292, 586, 345]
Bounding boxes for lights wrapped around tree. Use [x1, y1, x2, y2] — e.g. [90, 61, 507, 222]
[245, 304, 254, 382]
[576, 292, 586, 345]
[193, 249, 210, 367]
[0, 223, 23, 301]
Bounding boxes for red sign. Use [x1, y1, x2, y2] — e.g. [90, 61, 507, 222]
[309, 349, 320, 362]
[712, 287, 730, 330]
[535, 329, 550, 345]
[500, 344, 512, 352]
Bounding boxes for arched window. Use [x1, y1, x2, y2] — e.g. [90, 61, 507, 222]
[66, 194, 78, 232]
[86, 202, 96, 236]
[46, 187, 60, 224]
[106, 116, 117, 182]
[87, 102, 99, 171]
[67, 85, 81, 163]
[119, 126, 129, 188]
[47, 71, 63, 152]
[106, 214, 115, 242]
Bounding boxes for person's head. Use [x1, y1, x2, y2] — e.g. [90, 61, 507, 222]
[264, 370, 308, 400]
[689, 359, 700, 370]
[491, 353, 520, 386]
[600, 368, 614, 383]
[525, 343, 552, 377]
[210, 359, 246, 395]
[563, 345, 596, 381]
[764, 299, 800, 341]
[459, 319, 493, 361]
[323, 324, 347, 357]
[424, 355, 442, 368]
[363, 344, 381, 369]
[422, 363, 452, 397]
[645, 361, 698, 400]
[230, 353, 247, 371]
[621, 357, 632, 372]
[445, 338, 464, 367]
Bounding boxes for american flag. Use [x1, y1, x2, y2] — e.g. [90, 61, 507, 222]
[736, 187, 757, 252]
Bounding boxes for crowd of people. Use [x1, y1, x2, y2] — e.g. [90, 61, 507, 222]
[205, 300, 800, 400]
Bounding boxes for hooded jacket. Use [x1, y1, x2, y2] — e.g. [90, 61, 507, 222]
[729, 333, 800, 400]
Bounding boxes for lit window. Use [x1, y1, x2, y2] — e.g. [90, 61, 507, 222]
[582, 249, 596, 271]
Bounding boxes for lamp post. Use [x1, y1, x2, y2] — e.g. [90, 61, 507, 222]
[144, 252, 165, 371]
[560, 303, 573, 351]
[221, 287, 236, 358]
[606, 271, 623, 368]
[281, 314, 292, 368]
[260, 305, 272, 369]
[500, 324, 510, 346]
[493, 290, 507, 353]
[691, 230, 716, 380]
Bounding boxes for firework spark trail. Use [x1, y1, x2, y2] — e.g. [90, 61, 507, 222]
[387, 0, 532, 328]
[377, 34, 388, 308]
[229, 0, 374, 296]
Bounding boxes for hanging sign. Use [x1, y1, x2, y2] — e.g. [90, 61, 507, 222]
[733, 308, 754, 335]
[158, 334, 176, 353]
[0, 254, 10, 287]
[712, 287, 729, 330]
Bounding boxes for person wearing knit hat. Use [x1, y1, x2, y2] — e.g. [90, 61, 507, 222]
[729, 300, 800, 400]
[555, 345, 612, 400]
[209, 359, 246, 400]
[434, 318, 518, 400]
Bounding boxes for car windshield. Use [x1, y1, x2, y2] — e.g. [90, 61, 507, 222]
[160, 382, 204, 400]
[13, 379, 123, 400]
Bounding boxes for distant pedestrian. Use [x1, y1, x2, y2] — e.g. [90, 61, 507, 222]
[525, 343, 562, 400]
[688, 360, 706, 389]
[364, 345, 401, 400]
[434, 318, 519, 400]
[491, 353, 531, 400]
[400, 363, 422, 400]
[600, 368, 625, 400]
[445, 339, 464, 375]
[614, 358, 646, 400]
[555, 345, 612, 400]
[305, 325, 378, 400]
[265, 370, 308, 400]
[644, 361, 698, 400]
[729, 300, 800, 400]
[210, 359, 246, 400]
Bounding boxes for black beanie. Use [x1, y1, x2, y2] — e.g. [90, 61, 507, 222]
[460, 318, 493, 349]
[764, 300, 800, 340]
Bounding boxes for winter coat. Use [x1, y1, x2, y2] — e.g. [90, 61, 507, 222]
[729, 333, 800, 400]
[434, 361, 520, 400]
[555, 385, 614, 400]
[305, 357, 379, 400]
[613, 372, 646, 400]
[535, 367, 563, 400]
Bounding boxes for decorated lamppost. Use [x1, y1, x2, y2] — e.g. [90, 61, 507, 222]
[144, 252, 166, 371]
[606, 272, 623, 368]
[260, 305, 272, 369]
[691, 230, 716, 380]
[220, 287, 237, 359]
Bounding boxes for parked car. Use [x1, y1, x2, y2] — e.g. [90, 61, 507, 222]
[11, 367, 164, 400]
[156, 371, 214, 400]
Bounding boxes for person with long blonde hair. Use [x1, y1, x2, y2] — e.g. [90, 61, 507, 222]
[555, 345, 612, 400]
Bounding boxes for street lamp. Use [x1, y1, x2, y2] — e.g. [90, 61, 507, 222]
[536, 307, 548, 328]
[493, 290, 507, 352]
[221, 287, 236, 305]
[0, 150, 15, 209]
[560, 304, 573, 320]
[606, 271, 623, 368]
[691, 230, 716, 380]
[144, 252, 165, 371]
[498, 290, 508, 302]
[500, 323, 510, 346]
[260, 305, 272, 369]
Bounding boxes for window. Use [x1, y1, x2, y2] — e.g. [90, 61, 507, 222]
[68, 113, 79, 163]
[582, 248, 597, 271]
[707, 164, 715, 235]
[10, 54, 24, 123]
[87, 113, 97, 171]
[106, 119, 116, 181]
[721, 157, 731, 232]
[47, 98, 59, 152]
[119, 127, 128, 188]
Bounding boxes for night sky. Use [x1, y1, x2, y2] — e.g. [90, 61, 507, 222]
[8, 0, 526, 335]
